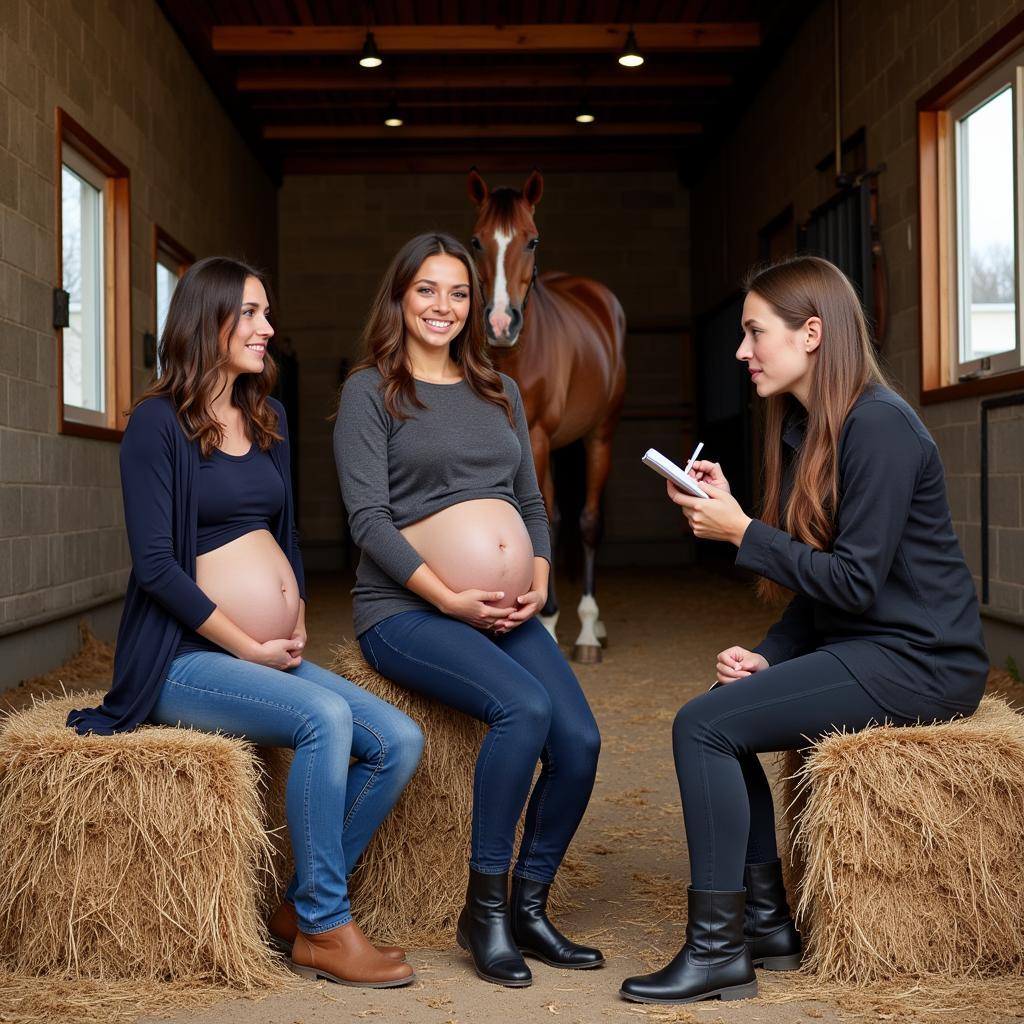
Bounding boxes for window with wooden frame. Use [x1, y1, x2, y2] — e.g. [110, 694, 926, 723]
[153, 226, 193, 375]
[56, 108, 131, 439]
[918, 13, 1024, 403]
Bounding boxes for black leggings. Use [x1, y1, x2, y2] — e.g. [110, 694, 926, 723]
[672, 651, 953, 890]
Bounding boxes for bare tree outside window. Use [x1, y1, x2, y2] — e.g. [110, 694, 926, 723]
[971, 242, 1015, 304]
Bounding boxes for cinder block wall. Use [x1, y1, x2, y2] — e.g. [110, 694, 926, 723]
[690, 0, 1024, 665]
[277, 170, 692, 569]
[0, 0, 277, 683]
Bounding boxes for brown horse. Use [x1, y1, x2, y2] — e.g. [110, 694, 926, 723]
[467, 169, 626, 662]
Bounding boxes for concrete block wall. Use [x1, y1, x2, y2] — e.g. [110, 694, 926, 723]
[690, 0, 1024, 664]
[277, 170, 691, 565]
[0, 0, 277, 682]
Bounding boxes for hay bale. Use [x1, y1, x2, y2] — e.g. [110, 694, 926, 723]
[0, 691, 286, 990]
[779, 696, 1024, 983]
[319, 641, 575, 947]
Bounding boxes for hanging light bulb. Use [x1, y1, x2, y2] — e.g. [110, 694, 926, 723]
[384, 98, 404, 127]
[618, 28, 644, 67]
[575, 98, 595, 124]
[359, 30, 383, 68]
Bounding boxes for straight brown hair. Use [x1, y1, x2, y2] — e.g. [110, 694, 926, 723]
[746, 256, 891, 604]
[136, 256, 281, 456]
[350, 233, 514, 424]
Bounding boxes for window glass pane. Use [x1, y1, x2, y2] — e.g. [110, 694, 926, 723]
[957, 86, 1017, 363]
[155, 257, 179, 377]
[61, 163, 105, 412]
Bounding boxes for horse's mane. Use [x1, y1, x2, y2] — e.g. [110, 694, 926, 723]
[487, 187, 525, 229]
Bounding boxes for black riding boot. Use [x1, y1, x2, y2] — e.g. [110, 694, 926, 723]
[510, 875, 605, 969]
[744, 860, 802, 971]
[619, 888, 757, 1004]
[456, 869, 532, 987]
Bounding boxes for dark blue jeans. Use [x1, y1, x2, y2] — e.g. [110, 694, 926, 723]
[361, 612, 600, 883]
[672, 650, 962, 891]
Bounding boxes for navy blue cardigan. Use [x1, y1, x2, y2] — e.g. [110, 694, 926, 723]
[67, 396, 306, 735]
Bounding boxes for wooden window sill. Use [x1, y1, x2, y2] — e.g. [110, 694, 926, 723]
[921, 368, 1024, 405]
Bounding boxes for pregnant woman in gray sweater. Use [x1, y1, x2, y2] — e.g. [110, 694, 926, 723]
[335, 233, 603, 988]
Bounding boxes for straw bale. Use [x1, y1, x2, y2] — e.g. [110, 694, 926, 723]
[778, 696, 1024, 984]
[317, 641, 581, 947]
[0, 691, 289, 993]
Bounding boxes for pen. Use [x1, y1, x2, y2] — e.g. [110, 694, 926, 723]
[681, 441, 704, 477]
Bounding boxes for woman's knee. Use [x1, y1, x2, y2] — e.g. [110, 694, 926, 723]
[299, 692, 354, 748]
[672, 695, 712, 752]
[384, 711, 424, 777]
[501, 681, 553, 739]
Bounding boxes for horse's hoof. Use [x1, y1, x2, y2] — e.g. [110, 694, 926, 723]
[573, 643, 602, 664]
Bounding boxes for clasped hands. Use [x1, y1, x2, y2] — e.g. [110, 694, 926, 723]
[442, 588, 547, 635]
[666, 459, 752, 547]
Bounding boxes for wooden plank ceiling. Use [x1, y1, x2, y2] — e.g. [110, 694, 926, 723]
[157, 1, 816, 176]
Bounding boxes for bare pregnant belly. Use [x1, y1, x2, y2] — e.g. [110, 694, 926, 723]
[196, 529, 300, 642]
[401, 499, 535, 604]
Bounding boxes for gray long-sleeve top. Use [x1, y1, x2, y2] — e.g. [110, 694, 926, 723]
[335, 367, 551, 636]
[738, 384, 987, 719]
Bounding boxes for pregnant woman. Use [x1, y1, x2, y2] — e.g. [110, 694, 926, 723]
[619, 256, 988, 1004]
[67, 256, 422, 990]
[335, 233, 603, 988]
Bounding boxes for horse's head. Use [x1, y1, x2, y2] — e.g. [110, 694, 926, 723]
[467, 169, 543, 348]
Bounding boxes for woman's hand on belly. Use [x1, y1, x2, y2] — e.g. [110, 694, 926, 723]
[195, 607, 302, 670]
[492, 556, 550, 634]
[404, 563, 517, 630]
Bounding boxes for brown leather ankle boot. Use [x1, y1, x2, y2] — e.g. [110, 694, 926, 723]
[290, 920, 415, 988]
[268, 900, 406, 961]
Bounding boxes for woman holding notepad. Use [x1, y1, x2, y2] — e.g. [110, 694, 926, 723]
[620, 256, 987, 1005]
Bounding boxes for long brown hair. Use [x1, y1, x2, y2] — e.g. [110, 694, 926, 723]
[350, 233, 514, 424]
[137, 256, 281, 455]
[747, 256, 890, 603]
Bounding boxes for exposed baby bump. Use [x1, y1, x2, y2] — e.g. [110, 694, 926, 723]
[196, 530, 300, 642]
[402, 499, 536, 602]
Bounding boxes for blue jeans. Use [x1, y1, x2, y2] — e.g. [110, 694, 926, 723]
[149, 652, 423, 934]
[360, 613, 600, 883]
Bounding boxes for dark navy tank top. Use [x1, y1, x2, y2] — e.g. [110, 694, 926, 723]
[177, 443, 286, 655]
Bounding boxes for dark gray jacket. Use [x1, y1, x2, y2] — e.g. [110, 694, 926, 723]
[738, 385, 987, 718]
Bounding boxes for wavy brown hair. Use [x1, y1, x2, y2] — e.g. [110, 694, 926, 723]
[350, 233, 514, 424]
[136, 256, 281, 455]
[747, 256, 890, 604]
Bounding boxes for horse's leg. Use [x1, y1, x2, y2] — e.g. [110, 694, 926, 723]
[572, 422, 615, 663]
[532, 429, 560, 640]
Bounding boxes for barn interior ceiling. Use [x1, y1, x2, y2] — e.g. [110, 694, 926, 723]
[156, 2, 818, 177]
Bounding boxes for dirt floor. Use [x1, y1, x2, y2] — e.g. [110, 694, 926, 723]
[4, 566, 1023, 1024]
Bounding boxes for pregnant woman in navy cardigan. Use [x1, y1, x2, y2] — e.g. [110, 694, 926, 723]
[67, 257, 423, 990]
[620, 256, 988, 1004]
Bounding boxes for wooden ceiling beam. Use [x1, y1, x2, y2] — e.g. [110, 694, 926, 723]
[251, 97, 716, 111]
[282, 152, 686, 174]
[236, 68, 733, 91]
[212, 23, 760, 55]
[264, 122, 703, 140]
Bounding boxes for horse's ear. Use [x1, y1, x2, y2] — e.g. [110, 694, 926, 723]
[467, 168, 489, 207]
[522, 170, 544, 208]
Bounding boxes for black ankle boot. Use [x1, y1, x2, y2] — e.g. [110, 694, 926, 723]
[456, 869, 532, 987]
[743, 860, 802, 971]
[620, 888, 757, 1004]
[510, 875, 605, 969]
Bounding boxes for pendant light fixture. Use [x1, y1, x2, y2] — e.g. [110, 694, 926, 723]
[618, 28, 644, 67]
[575, 98, 595, 124]
[359, 30, 383, 68]
[384, 97, 404, 127]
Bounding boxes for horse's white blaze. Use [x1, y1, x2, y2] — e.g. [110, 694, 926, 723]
[489, 227, 513, 334]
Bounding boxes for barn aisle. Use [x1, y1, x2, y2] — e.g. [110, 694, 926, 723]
[6, 569, 1022, 1024]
